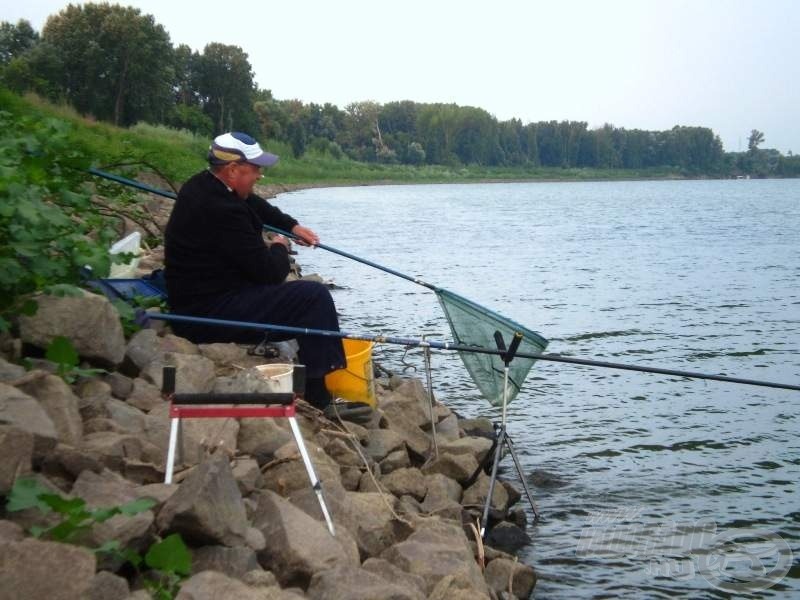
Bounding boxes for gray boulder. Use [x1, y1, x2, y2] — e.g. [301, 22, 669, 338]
[261, 440, 341, 496]
[237, 417, 293, 465]
[231, 457, 262, 495]
[176, 571, 283, 600]
[379, 448, 410, 474]
[379, 406, 431, 459]
[364, 428, 406, 462]
[380, 517, 489, 596]
[126, 377, 164, 412]
[439, 436, 493, 463]
[484, 557, 537, 599]
[361, 557, 427, 598]
[18, 290, 126, 366]
[380, 467, 427, 502]
[0, 537, 96, 600]
[145, 403, 239, 468]
[0, 382, 57, 461]
[462, 471, 510, 516]
[307, 565, 425, 600]
[157, 452, 249, 546]
[84, 571, 131, 600]
[71, 469, 154, 567]
[0, 426, 33, 495]
[252, 489, 359, 588]
[0, 357, 25, 383]
[140, 352, 215, 393]
[421, 452, 479, 484]
[190, 545, 260, 579]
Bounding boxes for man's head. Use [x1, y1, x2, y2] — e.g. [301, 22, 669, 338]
[208, 132, 278, 198]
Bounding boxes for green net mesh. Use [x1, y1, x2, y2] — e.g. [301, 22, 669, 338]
[437, 289, 549, 406]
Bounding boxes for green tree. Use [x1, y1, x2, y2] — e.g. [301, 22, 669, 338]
[197, 43, 256, 133]
[747, 129, 764, 152]
[41, 3, 174, 125]
[0, 19, 39, 65]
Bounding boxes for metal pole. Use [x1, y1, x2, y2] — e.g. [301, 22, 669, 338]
[422, 342, 439, 459]
[288, 416, 336, 536]
[165, 417, 179, 484]
[142, 312, 800, 393]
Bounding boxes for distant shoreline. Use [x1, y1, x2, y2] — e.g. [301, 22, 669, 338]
[259, 174, 783, 200]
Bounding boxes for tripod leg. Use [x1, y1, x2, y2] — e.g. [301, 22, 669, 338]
[481, 426, 506, 537]
[288, 416, 336, 536]
[504, 434, 539, 522]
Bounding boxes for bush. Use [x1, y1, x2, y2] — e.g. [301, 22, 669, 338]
[0, 109, 119, 330]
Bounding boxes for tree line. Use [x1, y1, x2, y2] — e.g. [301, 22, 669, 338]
[1, 5, 797, 177]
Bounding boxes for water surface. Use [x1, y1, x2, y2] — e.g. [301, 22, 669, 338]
[275, 179, 799, 598]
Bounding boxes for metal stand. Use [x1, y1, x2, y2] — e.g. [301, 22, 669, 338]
[161, 365, 336, 536]
[478, 331, 540, 537]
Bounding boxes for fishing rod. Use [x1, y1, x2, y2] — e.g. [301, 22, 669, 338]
[89, 168, 446, 292]
[140, 312, 800, 392]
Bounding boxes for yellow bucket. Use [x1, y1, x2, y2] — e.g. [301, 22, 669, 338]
[325, 339, 376, 406]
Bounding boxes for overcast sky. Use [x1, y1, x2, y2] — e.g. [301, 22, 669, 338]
[5, 0, 798, 153]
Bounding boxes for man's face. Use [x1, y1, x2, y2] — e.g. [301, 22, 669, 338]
[225, 162, 263, 198]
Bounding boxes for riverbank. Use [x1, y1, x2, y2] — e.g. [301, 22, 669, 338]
[0, 205, 539, 598]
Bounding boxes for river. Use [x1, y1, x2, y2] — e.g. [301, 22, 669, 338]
[274, 178, 799, 598]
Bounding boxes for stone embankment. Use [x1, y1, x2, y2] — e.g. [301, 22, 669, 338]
[0, 185, 538, 598]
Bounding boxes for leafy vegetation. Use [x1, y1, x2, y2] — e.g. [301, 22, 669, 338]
[6, 478, 191, 599]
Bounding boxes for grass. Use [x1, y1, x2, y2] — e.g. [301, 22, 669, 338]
[1, 89, 689, 188]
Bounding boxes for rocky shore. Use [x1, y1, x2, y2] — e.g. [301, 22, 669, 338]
[0, 186, 538, 600]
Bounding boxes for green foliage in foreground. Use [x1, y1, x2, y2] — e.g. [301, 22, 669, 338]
[7, 478, 191, 599]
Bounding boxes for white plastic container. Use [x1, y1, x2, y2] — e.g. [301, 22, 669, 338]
[251, 363, 294, 393]
[109, 231, 142, 278]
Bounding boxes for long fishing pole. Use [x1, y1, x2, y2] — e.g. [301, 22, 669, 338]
[140, 312, 800, 392]
[94, 169, 799, 393]
[88, 168, 438, 291]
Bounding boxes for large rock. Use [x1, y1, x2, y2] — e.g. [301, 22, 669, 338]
[379, 406, 431, 459]
[84, 570, 130, 600]
[364, 429, 406, 462]
[0, 426, 33, 495]
[81, 431, 144, 469]
[106, 398, 147, 433]
[379, 389, 430, 429]
[261, 440, 341, 496]
[347, 492, 413, 559]
[190, 545, 260, 579]
[462, 471, 509, 516]
[0, 357, 25, 383]
[145, 402, 239, 468]
[485, 521, 531, 554]
[0, 382, 57, 461]
[237, 417, 293, 465]
[140, 352, 215, 393]
[231, 457, 262, 495]
[380, 517, 489, 596]
[71, 469, 154, 567]
[176, 571, 285, 600]
[427, 574, 491, 600]
[434, 413, 461, 442]
[439, 436, 493, 463]
[484, 557, 537, 599]
[18, 290, 126, 366]
[380, 468, 427, 502]
[126, 377, 164, 412]
[252, 489, 359, 588]
[361, 558, 427, 599]
[307, 565, 425, 600]
[124, 330, 201, 377]
[421, 452, 480, 484]
[420, 473, 463, 518]
[379, 448, 410, 474]
[157, 452, 249, 546]
[0, 538, 96, 600]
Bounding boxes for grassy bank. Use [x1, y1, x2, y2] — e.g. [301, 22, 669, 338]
[2, 89, 689, 187]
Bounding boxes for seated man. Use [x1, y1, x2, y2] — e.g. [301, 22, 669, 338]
[164, 131, 345, 409]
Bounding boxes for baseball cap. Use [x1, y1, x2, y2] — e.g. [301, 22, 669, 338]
[208, 131, 279, 167]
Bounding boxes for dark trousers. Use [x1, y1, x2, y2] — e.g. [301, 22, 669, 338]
[170, 280, 346, 379]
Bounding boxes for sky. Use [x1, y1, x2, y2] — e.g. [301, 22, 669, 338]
[4, 0, 799, 153]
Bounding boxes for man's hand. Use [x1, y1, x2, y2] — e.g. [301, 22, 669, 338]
[291, 224, 320, 247]
[271, 234, 290, 248]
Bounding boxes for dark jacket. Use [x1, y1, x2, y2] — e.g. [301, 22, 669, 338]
[164, 170, 298, 309]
